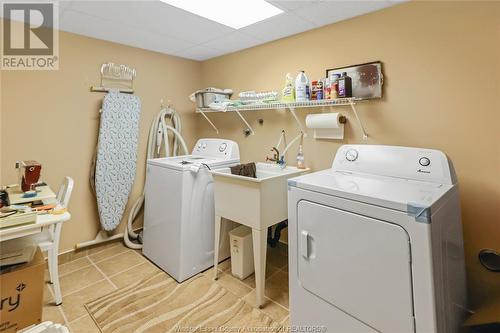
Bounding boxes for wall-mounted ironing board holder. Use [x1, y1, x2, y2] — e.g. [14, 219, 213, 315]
[196, 98, 368, 140]
[90, 62, 136, 94]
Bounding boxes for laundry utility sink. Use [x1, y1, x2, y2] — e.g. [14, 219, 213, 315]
[211, 162, 309, 308]
[210, 162, 309, 230]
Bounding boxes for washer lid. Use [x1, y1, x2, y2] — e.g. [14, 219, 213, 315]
[288, 169, 455, 215]
[147, 155, 239, 171]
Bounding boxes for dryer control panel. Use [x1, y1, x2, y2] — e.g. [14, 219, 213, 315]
[333, 145, 457, 185]
[192, 139, 240, 160]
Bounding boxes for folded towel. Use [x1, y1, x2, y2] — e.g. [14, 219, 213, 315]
[230, 163, 257, 178]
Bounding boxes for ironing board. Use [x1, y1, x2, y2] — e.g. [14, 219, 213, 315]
[95, 91, 141, 231]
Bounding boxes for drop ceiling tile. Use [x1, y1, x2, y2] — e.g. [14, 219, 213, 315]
[239, 12, 316, 43]
[68, 0, 235, 45]
[0, 0, 70, 22]
[201, 31, 263, 53]
[61, 9, 193, 54]
[268, 0, 323, 12]
[132, 31, 195, 54]
[293, 0, 393, 27]
[176, 45, 225, 61]
[60, 9, 150, 52]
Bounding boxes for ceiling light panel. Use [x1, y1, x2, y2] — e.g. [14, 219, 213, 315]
[160, 0, 283, 29]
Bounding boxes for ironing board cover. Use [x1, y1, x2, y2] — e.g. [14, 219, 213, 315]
[95, 91, 141, 231]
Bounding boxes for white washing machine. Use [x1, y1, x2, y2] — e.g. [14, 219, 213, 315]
[143, 138, 239, 282]
[288, 145, 467, 333]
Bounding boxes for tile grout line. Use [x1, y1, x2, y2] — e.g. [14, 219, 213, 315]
[57, 278, 107, 299]
[57, 247, 130, 278]
[106, 259, 149, 280]
[235, 267, 290, 314]
[45, 282, 71, 327]
[87, 256, 118, 290]
[58, 241, 120, 265]
[57, 260, 93, 278]
[233, 263, 285, 290]
[85, 241, 121, 256]
[238, 288, 289, 323]
[87, 248, 149, 280]
[57, 245, 129, 278]
[68, 312, 89, 324]
[269, 296, 289, 312]
[280, 315, 290, 326]
[86, 248, 132, 265]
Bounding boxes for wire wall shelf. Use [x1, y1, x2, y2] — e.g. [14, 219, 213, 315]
[195, 98, 358, 113]
[196, 97, 368, 140]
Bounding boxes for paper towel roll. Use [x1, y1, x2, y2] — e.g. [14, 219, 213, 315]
[305, 113, 343, 129]
[305, 113, 345, 139]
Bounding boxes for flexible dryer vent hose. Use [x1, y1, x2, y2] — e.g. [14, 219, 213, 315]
[123, 107, 188, 249]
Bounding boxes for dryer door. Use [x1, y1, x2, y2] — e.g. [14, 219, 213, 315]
[297, 200, 415, 332]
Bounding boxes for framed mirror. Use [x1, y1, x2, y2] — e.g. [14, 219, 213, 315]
[326, 61, 383, 100]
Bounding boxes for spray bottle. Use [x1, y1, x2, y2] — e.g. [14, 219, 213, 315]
[281, 73, 295, 102]
[296, 133, 305, 169]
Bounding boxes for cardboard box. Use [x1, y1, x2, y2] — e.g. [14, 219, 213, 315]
[0, 247, 44, 333]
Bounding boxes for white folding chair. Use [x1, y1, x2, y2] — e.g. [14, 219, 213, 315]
[30, 177, 73, 305]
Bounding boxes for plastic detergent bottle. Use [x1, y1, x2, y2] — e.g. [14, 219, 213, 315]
[324, 78, 331, 99]
[296, 144, 305, 169]
[329, 73, 340, 99]
[281, 73, 295, 102]
[337, 72, 353, 98]
[295, 71, 310, 102]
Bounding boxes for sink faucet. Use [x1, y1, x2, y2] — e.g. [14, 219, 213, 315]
[266, 147, 286, 168]
[266, 147, 280, 163]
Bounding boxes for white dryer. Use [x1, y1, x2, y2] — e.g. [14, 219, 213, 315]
[288, 145, 467, 333]
[143, 138, 239, 282]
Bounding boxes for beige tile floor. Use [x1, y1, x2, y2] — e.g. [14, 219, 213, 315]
[43, 240, 290, 332]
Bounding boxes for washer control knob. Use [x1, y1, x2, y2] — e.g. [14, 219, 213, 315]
[219, 142, 227, 152]
[202, 143, 207, 149]
[419, 157, 431, 167]
[345, 149, 358, 162]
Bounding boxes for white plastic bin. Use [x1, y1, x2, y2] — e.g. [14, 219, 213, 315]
[229, 225, 254, 280]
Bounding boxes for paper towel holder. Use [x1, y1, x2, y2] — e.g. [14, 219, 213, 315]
[306, 113, 347, 140]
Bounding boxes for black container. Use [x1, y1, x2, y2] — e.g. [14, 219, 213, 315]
[337, 72, 352, 98]
[0, 190, 7, 208]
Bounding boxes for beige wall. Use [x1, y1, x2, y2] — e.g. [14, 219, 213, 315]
[1, 29, 201, 252]
[198, 1, 500, 309]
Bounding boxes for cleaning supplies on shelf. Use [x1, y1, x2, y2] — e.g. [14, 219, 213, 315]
[311, 80, 324, 100]
[316, 80, 323, 100]
[311, 81, 318, 100]
[324, 78, 331, 99]
[329, 73, 340, 99]
[295, 71, 310, 102]
[281, 73, 295, 102]
[337, 72, 353, 98]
